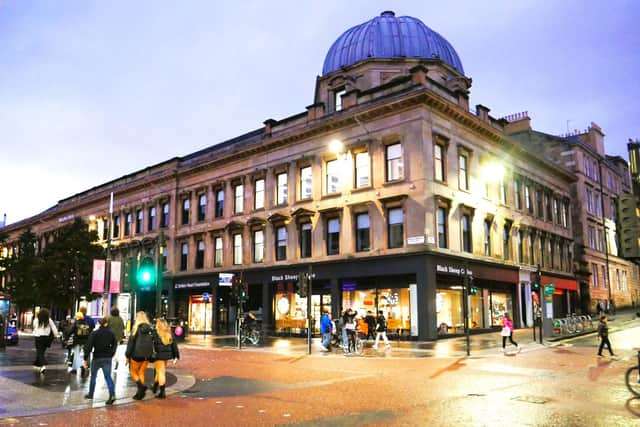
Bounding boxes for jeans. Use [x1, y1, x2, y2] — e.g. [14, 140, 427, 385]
[34, 336, 49, 366]
[88, 357, 115, 397]
[72, 344, 85, 370]
[321, 332, 332, 349]
[341, 328, 348, 349]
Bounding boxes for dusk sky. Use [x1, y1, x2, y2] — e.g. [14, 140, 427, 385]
[1, 1, 639, 225]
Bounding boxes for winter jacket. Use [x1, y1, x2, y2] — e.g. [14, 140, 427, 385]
[125, 323, 155, 361]
[598, 320, 609, 338]
[502, 317, 514, 333]
[151, 330, 180, 361]
[376, 315, 387, 333]
[107, 315, 126, 343]
[84, 326, 117, 361]
[70, 319, 91, 346]
[320, 313, 332, 334]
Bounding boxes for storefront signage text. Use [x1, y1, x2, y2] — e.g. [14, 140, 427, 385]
[271, 273, 316, 282]
[436, 264, 473, 276]
[174, 281, 210, 290]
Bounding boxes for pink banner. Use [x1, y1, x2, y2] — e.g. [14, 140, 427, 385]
[91, 259, 106, 293]
[109, 261, 121, 294]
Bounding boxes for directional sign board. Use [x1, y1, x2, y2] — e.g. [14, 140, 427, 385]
[544, 284, 555, 296]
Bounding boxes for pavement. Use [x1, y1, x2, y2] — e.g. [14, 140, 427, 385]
[0, 309, 637, 422]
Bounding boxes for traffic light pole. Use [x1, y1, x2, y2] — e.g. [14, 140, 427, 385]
[463, 263, 470, 356]
[102, 192, 114, 318]
[307, 265, 312, 356]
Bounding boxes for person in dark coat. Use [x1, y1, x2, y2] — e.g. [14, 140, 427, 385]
[107, 307, 126, 370]
[125, 311, 154, 400]
[69, 312, 91, 375]
[151, 318, 180, 398]
[364, 310, 376, 341]
[83, 317, 117, 405]
[597, 315, 615, 358]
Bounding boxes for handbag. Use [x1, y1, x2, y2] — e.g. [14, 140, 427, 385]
[500, 326, 511, 337]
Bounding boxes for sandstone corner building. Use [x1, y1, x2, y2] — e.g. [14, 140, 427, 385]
[2, 11, 638, 340]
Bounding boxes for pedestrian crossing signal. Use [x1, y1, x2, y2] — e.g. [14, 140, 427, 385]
[136, 256, 156, 287]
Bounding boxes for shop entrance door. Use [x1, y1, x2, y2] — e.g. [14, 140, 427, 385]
[311, 293, 331, 334]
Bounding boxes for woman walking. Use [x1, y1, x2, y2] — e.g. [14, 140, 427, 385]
[32, 308, 59, 373]
[125, 311, 154, 400]
[597, 315, 616, 358]
[501, 313, 519, 353]
[151, 318, 180, 398]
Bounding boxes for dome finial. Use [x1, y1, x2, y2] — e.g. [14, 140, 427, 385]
[381, 11, 395, 17]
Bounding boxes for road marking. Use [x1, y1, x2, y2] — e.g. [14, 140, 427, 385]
[283, 414, 291, 417]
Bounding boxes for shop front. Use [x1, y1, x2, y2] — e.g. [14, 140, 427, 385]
[173, 280, 215, 334]
[539, 274, 578, 318]
[434, 259, 519, 336]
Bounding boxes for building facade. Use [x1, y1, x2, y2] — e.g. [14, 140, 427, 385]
[4, 11, 630, 340]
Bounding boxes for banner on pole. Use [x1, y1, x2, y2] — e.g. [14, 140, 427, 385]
[91, 259, 106, 293]
[110, 261, 121, 294]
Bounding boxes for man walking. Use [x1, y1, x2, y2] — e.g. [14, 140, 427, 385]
[107, 307, 126, 370]
[84, 317, 117, 405]
[597, 315, 616, 359]
[320, 308, 332, 352]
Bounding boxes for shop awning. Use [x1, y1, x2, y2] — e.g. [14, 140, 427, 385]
[541, 275, 577, 291]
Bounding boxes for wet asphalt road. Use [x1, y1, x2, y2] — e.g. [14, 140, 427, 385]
[1, 316, 639, 427]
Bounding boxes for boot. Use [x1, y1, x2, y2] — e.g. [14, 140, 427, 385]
[132, 382, 147, 400]
[132, 383, 143, 400]
[152, 381, 159, 394]
[157, 385, 166, 399]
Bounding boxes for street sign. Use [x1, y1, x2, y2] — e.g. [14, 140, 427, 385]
[544, 284, 555, 296]
[202, 292, 210, 303]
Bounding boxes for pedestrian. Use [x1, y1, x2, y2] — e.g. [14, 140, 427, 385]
[79, 306, 96, 332]
[501, 313, 519, 353]
[69, 311, 91, 375]
[364, 310, 376, 341]
[343, 308, 357, 353]
[125, 311, 155, 400]
[61, 315, 74, 366]
[372, 310, 391, 350]
[597, 315, 616, 358]
[320, 308, 332, 352]
[106, 307, 126, 370]
[151, 318, 180, 398]
[83, 317, 117, 405]
[595, 300, 603, 316]
[32, 308, 59, 374]
[338, 308, 347, 351]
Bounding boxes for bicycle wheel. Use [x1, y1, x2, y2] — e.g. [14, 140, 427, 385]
[355, 336, 363, 355]
[625, 366, 640, 397]
[248, 330, 260, 345]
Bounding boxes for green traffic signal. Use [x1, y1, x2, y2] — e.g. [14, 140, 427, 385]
[469, 287, 478, 295]
[136, 256, 156, 287]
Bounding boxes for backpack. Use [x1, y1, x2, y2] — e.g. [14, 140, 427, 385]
[76, 320, 90, 338]
[133, 328, 155, 359]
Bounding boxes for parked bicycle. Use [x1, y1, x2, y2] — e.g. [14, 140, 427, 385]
[625, 350, 640, 397]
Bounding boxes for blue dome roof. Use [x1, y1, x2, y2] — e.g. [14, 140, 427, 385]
[322, 11, 464, 76]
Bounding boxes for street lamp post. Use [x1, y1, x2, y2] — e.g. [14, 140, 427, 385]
[102, 192, 114, 318]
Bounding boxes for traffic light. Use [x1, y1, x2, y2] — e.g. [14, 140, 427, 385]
[466, 275, 478, 295]
[240, 282, 248, 302]
[532, 265, 541, 291]
[231, 275, 244, 302]
[136, 256, 156, 288]
[296, 272, 308, 298]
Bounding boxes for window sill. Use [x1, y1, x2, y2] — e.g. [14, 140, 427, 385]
[321, 192, 342, 200]
[351, 186, 372, 194]
[382, 179, 405, 187]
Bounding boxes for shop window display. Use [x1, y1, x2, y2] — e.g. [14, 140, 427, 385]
[436, 288, 463, 334]
[489, 292, 512, 327]
[342, 286, 411, 336]
[189, 294, 213, 333]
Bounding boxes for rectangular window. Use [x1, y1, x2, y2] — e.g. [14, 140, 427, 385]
[588, 226, 596, 249]
[545, 193, 552, 221]
[514, 179, 522, 210]
[214, 237, 223, 267]
[554, 198, 561, 224]
[586, 189, 595, 214]
[458, 153, 468, 191]
[233, 233, 243, 265]
[180, 243, 188, 271]
[499, 177, 507, 205]
[300, 166, 312, 199]
[335, 88, 346, 111]
[113, 215, 120, 238]
[388, 208, 404, 249]
[148, 207, 156, 231]
[124, 213, 132, 236]
[234, 184, 244, 214]
[518, 230, 524, 263]
[503, 224, 510, 261]
[483, 220, 491, 256]
[462, 214, 472, 253]
[215, 189, 224, 218]
[161, 246, 167, 271]
[355, 152, 370, 188]
[326, 217, 340, 255]
[536, 189, 543, 218]
[437, 207, 447, 249]
[196, 240, 205, 269]
[326, 159, 340, 194]
[253, 230, 264, 263]
[136, 209, 143, 234]
[254, 179, 265, 210]
[386, 143, 403, 182]
[592, 263, 599, 287]
[355, 213, 370, 252]
[434, 144, 445, 182]
[161, 202, 170, 228]
[561, 201, 568, 227]
[300, 222, 312, 258]
[276, 173, 288, 205]
[198, 194, 207, 221]
[525, 185, 532, 213]
[276, 226, 287, 261]
[182, 198, 190, 225]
